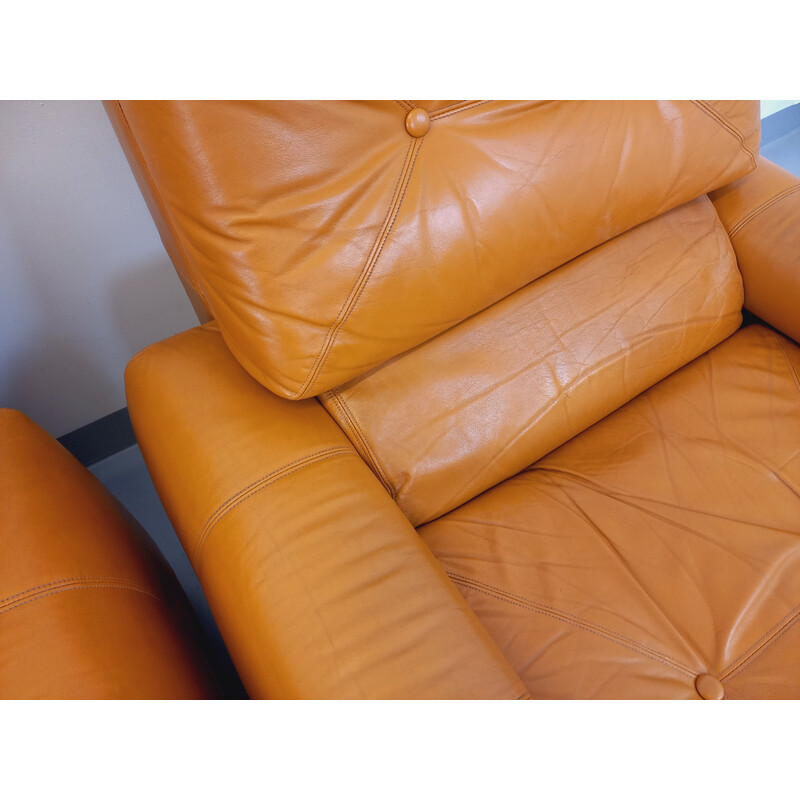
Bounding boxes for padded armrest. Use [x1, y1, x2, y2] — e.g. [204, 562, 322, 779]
[125, 324, 528, 699]
[710, 156, 800, 343]
[0, 410, 218, 699]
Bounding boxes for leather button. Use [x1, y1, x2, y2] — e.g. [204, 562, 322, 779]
[695, 673, 725, 700]
[405, 108, 431, 138]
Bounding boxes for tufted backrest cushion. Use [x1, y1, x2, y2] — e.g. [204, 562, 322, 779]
[320, 195, 744, 524]
[108, 100, 759, 399]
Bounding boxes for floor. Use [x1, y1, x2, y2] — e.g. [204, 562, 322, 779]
[88, 112, 800, 701]
[762, 127, 800, 176]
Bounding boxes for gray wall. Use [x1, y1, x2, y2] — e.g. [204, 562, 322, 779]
[0, 101, 198, 437]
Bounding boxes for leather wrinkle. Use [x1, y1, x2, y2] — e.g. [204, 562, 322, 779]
[537, 473, 709, 667]
[729, 184, 800, 238]
[691, 101, 758, 170]
[113, 102, 207, 303]
[447, 572, 697, 677]
[297, 137, 424, 399]
[192, 446, 353, 563]
[441, 312, 738, 516]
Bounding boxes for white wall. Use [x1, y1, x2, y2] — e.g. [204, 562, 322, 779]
[0, 101, 198, 437]
[761, 100, 799, 118]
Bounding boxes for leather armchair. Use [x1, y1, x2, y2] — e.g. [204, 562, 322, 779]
[0, 410, 219, 699]
[108, 100, 800, 699]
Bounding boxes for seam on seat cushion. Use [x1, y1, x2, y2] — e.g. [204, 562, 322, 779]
[691, 101, 758, 170]
[395, 100, 414, 111]
[728, 184, 800, 238]
[297, 137, 424, 399]
[719, 604, 800, 683]
[775, 333, 800, 394]
[193, 447, 352, 563]
[0, 577, 159, 616]
[446, 571, 697, 678]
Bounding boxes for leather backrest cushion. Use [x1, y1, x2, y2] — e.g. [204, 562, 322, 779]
[321, 196, 743, 525]
[114, 100, 758, 399]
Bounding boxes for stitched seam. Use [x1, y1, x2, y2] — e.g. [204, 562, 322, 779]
[774, 333, 800, 395]
[395, 100, 414, 111]
[729, 185, 800, 238]
[448, 572, 696, 676]
[718, 600, 800, 678]
[426, 101, 468, 115]
[112, 102, 208, 304]
[293, 138, 422, 399]
[691, 101, 757, 170]
[720, 607, 800, 683]
[193, 447, 351, 563]
[325, 389, 395, 497]
[197, 445, 349, 535]
[0, 576, 144, 606]
[430, 100, 491, 121]
[0, 579, 159, 616]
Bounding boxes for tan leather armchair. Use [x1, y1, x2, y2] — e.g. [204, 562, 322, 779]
[0, 410, 219, 699]
[107, 101, 800, 699]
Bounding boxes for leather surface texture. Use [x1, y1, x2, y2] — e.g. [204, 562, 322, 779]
[108, 100, 759, 399]
[419, 325, 800, 699]
[124, 325, 529, 700]
[710, 156, 800, 344]
[0, 410, 219, 699]
[322, 194, 743, 526]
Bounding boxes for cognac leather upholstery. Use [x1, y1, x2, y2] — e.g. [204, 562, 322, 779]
[125, 327, 528, 699]
[111, 100, 800, 699]
[419, 325, 800, 699]
[107, 100, 759, 398]
[0, 410, 219, 699]
[710, 156, 800, 343]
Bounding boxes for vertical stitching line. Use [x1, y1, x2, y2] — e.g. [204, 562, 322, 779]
[295, 137, 424, 399]
[325, 389, 396, 497]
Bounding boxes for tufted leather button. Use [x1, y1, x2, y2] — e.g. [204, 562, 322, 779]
[405, 108, 431, 138]
[695, 673, 725, 700]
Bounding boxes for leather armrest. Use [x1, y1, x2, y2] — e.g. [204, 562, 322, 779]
[125, 323, 528, 699]
[710, 156, 800, 343]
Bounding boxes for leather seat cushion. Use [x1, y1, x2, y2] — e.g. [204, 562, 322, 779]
[419, 324, 800, 699]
